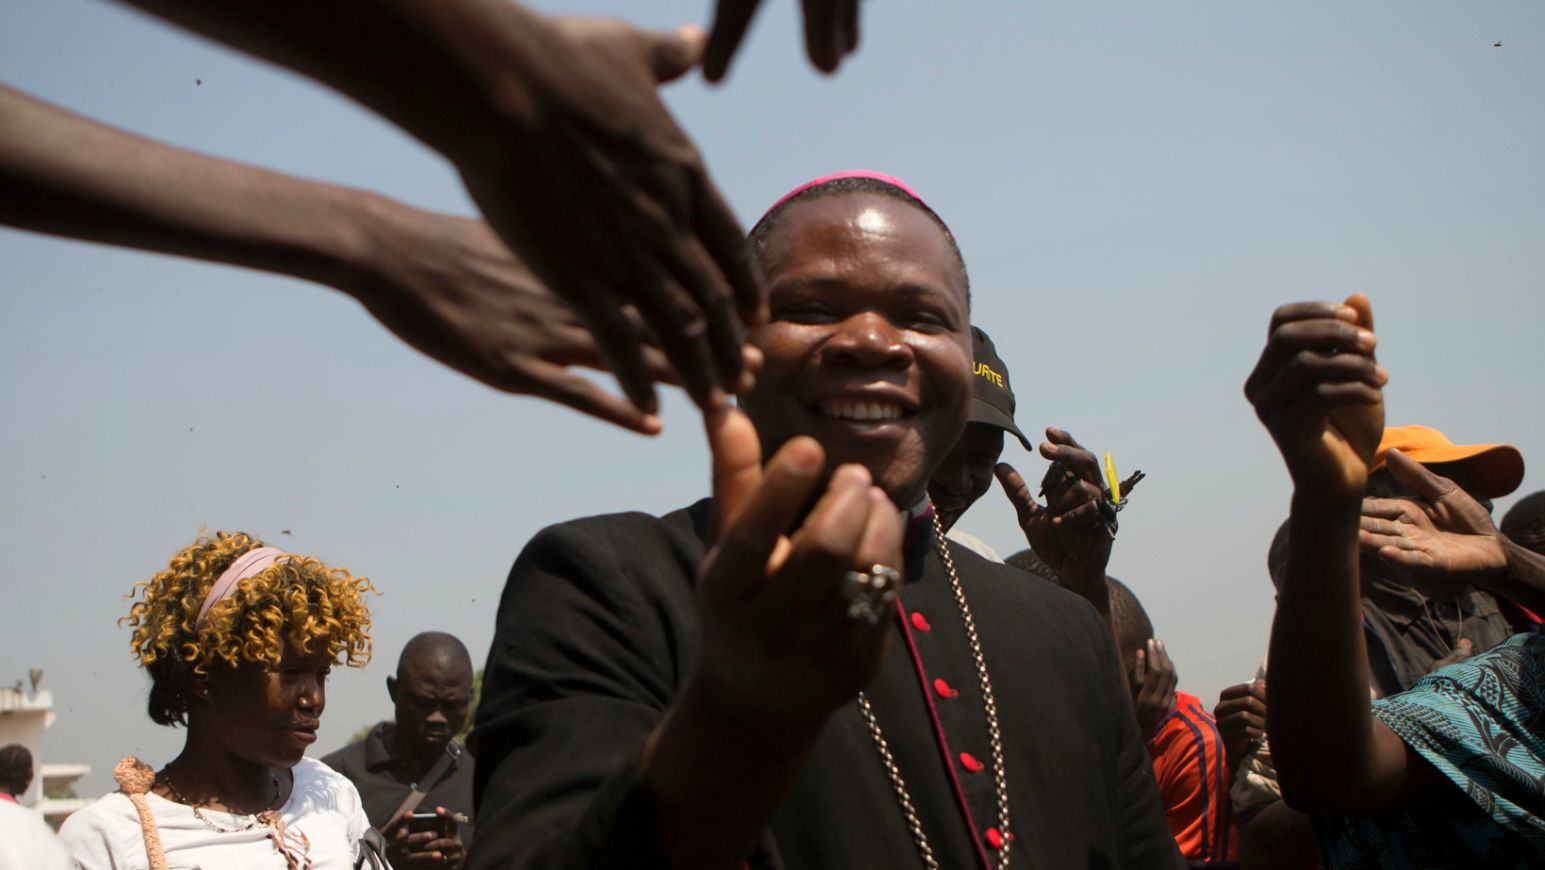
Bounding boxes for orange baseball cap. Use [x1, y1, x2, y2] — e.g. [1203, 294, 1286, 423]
[1372, 425, 1525, 499]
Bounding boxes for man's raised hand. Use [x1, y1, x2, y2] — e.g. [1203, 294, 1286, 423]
[452, 13, 763, 418]
[1245, 294, 1387, 503]
[995, 427, 1115, 604]
[1359, 450, 1508, 581]
[698, 408, 902, 726]
[352, 206, 678, 433]
[1132, 639, 1178, 741]
[703, 0, 861, 82]
[1214, 680, 1267, 778]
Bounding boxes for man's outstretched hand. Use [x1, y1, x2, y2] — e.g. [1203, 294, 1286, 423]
[996, 427, 1116, 609]
[1245, 294, 1387, 504]
[353, 204, 679, 433]
[453, 13, 763, 417]
[703, 0, 861, 81]
[1359, 449, 1508, 582]
[696, 407, 901, 727]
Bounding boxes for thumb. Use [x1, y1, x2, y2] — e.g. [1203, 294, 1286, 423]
[706, 406, 764, 540]
[1384, 449, 1454, 503]
[995, 463, 1042, 526]
[648, 23, 707, 82]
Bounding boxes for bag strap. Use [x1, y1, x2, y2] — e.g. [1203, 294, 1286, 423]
[113, 757, 169, 870]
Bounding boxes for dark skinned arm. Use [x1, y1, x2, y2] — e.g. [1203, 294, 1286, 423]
[0, 85, 676, 432]
[114, 0, 760, 414]
[642, 409, 901, 868]
[1246, 295, 1442, 814]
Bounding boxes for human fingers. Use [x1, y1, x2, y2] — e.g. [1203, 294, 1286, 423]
[703, 432, 827, 600]
[1131, 647, 1148, 687]
[778, 464, 877, 610]
[1265, 300, 1359, 336]
[626, 254, 727, 409]
[661, 234, 749, 396]
[802, 0, 844, 73]
[1383, 449, 1459, 504]
[645, 23, 706, 83]
[1244, 316, 1377, 402]
[830, 486, 905, 634]
[693, 172, 765, 333]
[1150, 640, 1177, 691]
[1039, 428, 1102, 482]
[995, 463, 1044, 527]
[703, 0, 763, 82]
[1048, 480, 1106, 526]
[706, 406, 768, 537]
[572, 284, 661, 416]
[1361, 497, 1427, 524]
[843, 0, 859, 51]
[1248, 355, 1386, 427]
[504, 357, 663, 435]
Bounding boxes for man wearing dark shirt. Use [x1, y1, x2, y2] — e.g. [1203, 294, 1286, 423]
[1358, 425, 1528, 695]
[468, 172, 1180, 869]
[324, 631, 476, 867]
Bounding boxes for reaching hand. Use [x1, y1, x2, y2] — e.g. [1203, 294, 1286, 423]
[1131, 639, 1178, 741]
[995, 427, 1115, 602]
[385, 807, 463, 869]
[1427, 638, 1474, 674]
[454, 13, 762, 416]
[1359, 449, 1508, 582]
[352, 204, 678, 433]
[1214, 680, 1267, 778]
[695, 408, 902, 726]
[703, 0, 861, 82]
[1245, 294, 1387, 503]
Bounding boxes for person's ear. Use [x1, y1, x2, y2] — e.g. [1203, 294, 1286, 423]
[386, 675, 398, 704]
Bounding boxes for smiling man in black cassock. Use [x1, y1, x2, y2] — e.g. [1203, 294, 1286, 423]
[467, 172, 1181, 870]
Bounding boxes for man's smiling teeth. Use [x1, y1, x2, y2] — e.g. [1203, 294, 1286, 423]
[818, 399, 904, 421]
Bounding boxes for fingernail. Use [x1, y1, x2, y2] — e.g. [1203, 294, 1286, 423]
[788, 443, 822, 476]
[1375, 365, 1390, 382]
[1337, 305, 1357, 321]
[835, 463, 871, 487]
[1357, 328, 1376, 349]
[737, 370, 756, 393]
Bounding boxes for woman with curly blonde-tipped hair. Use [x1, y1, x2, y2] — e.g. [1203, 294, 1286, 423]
[59, 531, 383, 869]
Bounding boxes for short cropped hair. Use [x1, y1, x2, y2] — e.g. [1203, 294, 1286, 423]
[748, 176, 971, 304]
[122, 531, 376, 726]
[0, 744, 32, 796]
[1106, 576, 1153, 661]
[1502, 491, 1545, 555]
[1005, 548, 1059, 584]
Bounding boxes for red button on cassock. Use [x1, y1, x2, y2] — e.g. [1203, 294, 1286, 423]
[985, 828, 1004, 850]
[910, 612, 931, 632]
[932, 678, 958, 699]
[959, 751, 984, 773]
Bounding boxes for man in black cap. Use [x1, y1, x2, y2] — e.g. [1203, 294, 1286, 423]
[929, 325, 1138, 622]
[929, 326, 1034, 560]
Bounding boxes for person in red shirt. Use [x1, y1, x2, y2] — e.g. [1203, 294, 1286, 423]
[1110, 577, 1239, 866]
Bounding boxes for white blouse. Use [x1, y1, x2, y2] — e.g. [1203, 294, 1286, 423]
[59, 757, 370, 870]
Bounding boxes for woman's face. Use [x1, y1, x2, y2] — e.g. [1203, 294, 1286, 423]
[197, 646, 330, 768]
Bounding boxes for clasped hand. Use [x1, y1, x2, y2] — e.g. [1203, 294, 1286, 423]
[1245, 294, 1387, 503]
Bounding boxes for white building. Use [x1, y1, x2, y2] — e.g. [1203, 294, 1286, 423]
[0, 670, 93, 829]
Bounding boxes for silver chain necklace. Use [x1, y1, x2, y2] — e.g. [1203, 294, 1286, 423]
[159, 767, 281, 834]
[854, 514, 1013, 869]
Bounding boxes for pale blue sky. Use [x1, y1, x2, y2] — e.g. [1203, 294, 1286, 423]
[2, 0, 1542, 796]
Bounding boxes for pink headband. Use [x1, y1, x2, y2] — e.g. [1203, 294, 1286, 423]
[195, 546, 289, 631]
[759, 170, 943, 233]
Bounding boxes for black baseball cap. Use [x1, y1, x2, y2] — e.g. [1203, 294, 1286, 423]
[969, 326, 1032, 451]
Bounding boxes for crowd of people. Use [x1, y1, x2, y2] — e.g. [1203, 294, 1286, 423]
[3, 1, 1542, 868]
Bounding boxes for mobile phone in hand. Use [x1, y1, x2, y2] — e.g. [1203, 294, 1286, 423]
[406, 811, 456, 840]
